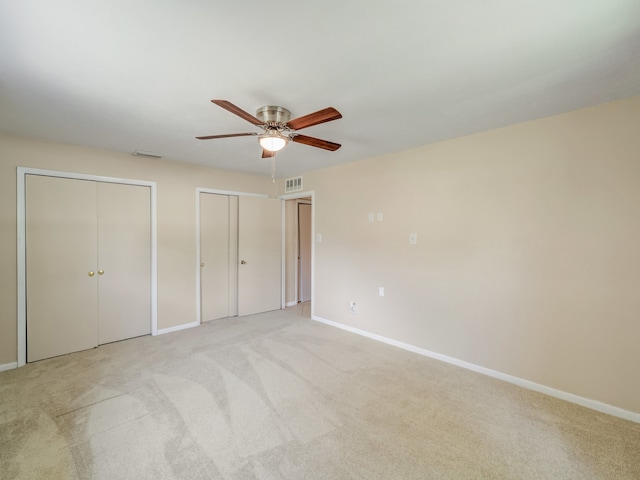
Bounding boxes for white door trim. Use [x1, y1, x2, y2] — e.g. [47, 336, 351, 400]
[195, 187, 268, 325]
[16, 167, 158, 367]
[278, 191, 315, 316]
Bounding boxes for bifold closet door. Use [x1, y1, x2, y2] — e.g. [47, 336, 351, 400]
[26, 175, 99, 362]
[200, 193, 238, 322]
[97, 182, 151, 344]
[238, 196, 281, 316]
[26, 176, 151, 362]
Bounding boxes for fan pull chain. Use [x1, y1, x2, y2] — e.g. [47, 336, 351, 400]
[271, 155, 276, 183]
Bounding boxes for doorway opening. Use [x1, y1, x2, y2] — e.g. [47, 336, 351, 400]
[281, 191, 314, 319]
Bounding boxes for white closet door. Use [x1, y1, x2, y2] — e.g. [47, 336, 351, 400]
[200, 193, 239, 321]
[228, 196, 239, 317]
[238, 196, 281, 316]
[26, 175, 98, 362]
[200, 193, 231, 321]
[97, 182, 151, 344]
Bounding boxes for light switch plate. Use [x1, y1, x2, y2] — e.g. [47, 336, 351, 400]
[377, 212, 383, 222]
[368, 213, 374, 222]
[409, 233, 418, 244]
[316, 233, 322, 243]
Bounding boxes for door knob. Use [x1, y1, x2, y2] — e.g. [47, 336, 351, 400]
[98, 270, 104, 275]
[88, 271, 95, 277]
[200, 262, 205, 267]
[240, 260, 247, 264]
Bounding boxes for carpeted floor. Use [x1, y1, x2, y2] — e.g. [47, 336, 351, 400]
[1, 303, 639, 479]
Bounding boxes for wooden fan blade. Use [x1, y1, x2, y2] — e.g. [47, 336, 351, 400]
[211, 100, 263, 126]
[262, 149, 276, 158]
[196, 132, 257, 140]
[287, 107, 342, 130]
[291, 134, 341, 151]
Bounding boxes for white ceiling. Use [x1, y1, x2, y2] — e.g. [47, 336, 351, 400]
[1, 1, 639, 178]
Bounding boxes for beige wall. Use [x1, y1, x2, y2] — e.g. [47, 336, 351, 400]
[4, 96, 639, 414]
[0, 134, 275, 365]
[287, 96, 640, 414]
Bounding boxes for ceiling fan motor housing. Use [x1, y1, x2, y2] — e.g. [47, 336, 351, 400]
[256, 106, 291, 125]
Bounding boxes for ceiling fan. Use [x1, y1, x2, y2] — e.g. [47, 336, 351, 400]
[196, 100, 342, 158]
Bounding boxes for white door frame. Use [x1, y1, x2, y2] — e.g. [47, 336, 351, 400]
[279, 191, 315, 315]
[16, 167, 158, 367]
[195, 187, 268, 325]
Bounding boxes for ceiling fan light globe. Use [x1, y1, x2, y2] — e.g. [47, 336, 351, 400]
[259, 134, 288, 152]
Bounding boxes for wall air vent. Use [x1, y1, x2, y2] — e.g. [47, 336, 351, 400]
[285, 176, 303, 193]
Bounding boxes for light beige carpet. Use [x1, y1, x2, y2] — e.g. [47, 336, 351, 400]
[1, 304, 639, 479]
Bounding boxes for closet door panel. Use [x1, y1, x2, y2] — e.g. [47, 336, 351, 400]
[97, 182, 151, 344]
[238, 196, 281, 316]
[228, 196, 239, 317]
[26, 175, 98, 362]
[200, 193, 231, 321]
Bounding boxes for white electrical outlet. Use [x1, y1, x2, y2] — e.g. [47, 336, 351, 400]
[350, 302, 357, 313]
[316, 233, 323, 243]
[379, 287, 385, 297]
[409, 233, 418, 244]
[368, 213, 374, 222]
[377, 212, 383, 222]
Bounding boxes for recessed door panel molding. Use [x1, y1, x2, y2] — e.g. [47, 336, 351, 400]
[26, 175, 99, 362]
[17, 167, 158, 367]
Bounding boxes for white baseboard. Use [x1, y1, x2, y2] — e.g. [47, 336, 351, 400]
[285, 301, 298, 307]
[0, 362, 18, 372]
[312, 315, 640, 424]
[156, 320, 199, 336]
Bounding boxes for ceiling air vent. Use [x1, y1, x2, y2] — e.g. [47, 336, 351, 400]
[285, 176, 303, 193]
